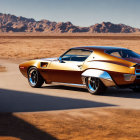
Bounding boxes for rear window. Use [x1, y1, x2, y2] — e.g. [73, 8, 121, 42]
[105, 49, 140, 59]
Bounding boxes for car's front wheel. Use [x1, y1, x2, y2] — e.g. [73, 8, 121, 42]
[28, 67, 44, 88]
[85, 77, 106, 95]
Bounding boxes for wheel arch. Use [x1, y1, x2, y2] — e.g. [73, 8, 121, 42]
[81, 69, 116, 87]
[27, 66, 36, 74]
[27, 66, 45, 80]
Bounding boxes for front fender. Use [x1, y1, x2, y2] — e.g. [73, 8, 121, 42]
[81, 69, 116, 87]
[19, 60, 40, 78]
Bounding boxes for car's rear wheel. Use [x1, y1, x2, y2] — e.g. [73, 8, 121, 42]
[28, 67, 44, 88]
[85, 77, 106, 95]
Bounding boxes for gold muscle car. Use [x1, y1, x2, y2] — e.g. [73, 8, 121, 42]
[19, 46, 140, 95]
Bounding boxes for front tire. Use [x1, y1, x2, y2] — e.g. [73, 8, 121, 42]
[85, 77, 106, 95]
[28, 67, 44, 88]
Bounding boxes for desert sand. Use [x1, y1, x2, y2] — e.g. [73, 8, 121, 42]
[0, 33, 140, 59]
[0, 108, 140, 140]
[0, 65, 6, 72]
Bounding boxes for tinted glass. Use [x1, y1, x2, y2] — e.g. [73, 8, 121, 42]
[106, 49, 140, 59]
[61, 49, 92, 62]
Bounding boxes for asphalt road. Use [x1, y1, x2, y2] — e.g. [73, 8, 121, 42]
[0, 59, 140, 112]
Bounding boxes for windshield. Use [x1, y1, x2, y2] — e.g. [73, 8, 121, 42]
[61, 49, 92, 62]
[105, 49, 140, 59]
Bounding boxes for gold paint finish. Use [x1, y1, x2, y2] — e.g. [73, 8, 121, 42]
[19, 47, 140, 87]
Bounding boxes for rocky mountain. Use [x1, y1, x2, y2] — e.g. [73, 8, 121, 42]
[89, 22, 140, 33]
[0, 13, 139, 33]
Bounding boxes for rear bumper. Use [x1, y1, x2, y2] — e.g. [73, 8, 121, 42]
[116, 75, 140, 88]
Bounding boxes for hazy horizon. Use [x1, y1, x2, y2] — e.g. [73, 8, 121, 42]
[0, 0, 139, 28]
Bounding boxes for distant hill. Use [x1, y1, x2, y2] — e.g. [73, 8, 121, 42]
[0, 13, 139, 33]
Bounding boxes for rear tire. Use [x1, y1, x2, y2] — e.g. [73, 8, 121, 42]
[85, 77, 106, 95]
[28, 67, 44, 88]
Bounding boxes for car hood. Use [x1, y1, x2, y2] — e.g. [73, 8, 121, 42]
[124, 58, 140, 64]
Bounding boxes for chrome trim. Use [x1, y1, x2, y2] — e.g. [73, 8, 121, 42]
[38, 57, 58, 61]
[81, 69, 116, 87]
[52, 82, 86, 88]
[87, 77, 99, 92]
[100, 78, 116, 87]
[81, 77, 86, 84]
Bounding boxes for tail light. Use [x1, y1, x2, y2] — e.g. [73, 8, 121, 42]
[123, 74, 136, 81]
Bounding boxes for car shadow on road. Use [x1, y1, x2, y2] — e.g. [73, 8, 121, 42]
[43, 84, 87, 92]
[0, 113, 57, 140]
[43, 85, 140, 99]
[104, 87, 140, 98]
[0, 88, 116, 139]
[0, 88, 115, 113]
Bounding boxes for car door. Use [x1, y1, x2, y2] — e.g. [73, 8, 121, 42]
[48, 60, 83, 84]
[47, 49, 92, 84]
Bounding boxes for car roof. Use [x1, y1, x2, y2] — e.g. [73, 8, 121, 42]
[72, 46, 128, 51]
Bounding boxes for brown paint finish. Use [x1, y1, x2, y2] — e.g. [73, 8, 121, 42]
[39, 69, 83, 84]
[109, 71, 134, 85]
[50, 69, 83, 84]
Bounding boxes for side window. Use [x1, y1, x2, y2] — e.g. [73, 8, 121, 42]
[61, 49, 92, 62]
[106, 50, 121, 58]
[110, 51, 121, 58]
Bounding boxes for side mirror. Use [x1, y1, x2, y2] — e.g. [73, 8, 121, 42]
[58, 57, 64, 63]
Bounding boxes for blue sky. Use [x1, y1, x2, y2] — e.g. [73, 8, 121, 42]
[0, 0, 140, 28]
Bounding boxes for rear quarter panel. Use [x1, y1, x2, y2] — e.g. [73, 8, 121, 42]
[82, 50, 136, 85]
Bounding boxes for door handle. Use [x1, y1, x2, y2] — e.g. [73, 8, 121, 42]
[77, 65, 82, 68]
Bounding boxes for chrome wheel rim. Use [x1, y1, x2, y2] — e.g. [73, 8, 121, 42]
[29, 69, 38, 86]
[87, 77, 99, 92]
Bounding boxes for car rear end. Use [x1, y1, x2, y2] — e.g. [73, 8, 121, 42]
[134, 64, 140, 85]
